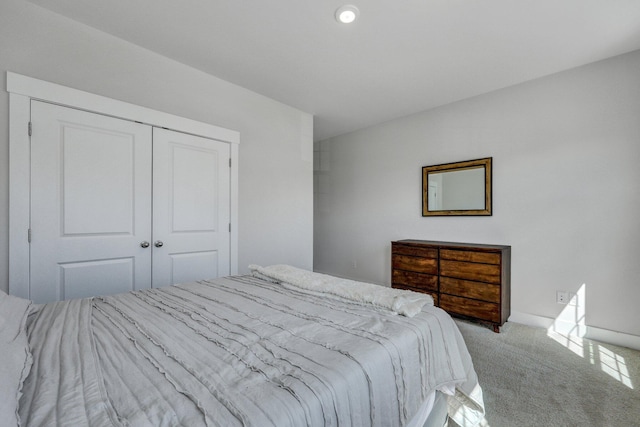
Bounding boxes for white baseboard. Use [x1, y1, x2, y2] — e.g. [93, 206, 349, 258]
[508, 311, 640, 351]
[586, 325, 640, 351]
[508, 311, 554, 329]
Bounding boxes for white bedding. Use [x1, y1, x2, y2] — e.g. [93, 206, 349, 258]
[19, 270, 483, 426]
[249, 264, 433, 317]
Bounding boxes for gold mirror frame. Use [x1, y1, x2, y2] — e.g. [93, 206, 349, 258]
[422, 157, 492, 216]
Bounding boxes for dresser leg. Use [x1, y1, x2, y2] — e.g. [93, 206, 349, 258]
[493, 324, 500, 333]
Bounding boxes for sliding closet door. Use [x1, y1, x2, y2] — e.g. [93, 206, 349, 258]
[151, 128, 230, 288]
[30, 101, 153, 303]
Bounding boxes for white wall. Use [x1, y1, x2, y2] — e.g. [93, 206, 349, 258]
[0, 0, 313, 295]
[315, 50, 640, 339]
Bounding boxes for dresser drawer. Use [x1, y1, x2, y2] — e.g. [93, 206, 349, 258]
[440, 249, 501, 265]
[392, 243, 438, 259]
[440, 277, 500, 303]
[392, 255, 438, 275]
[439, 294, 500, 323]
[440, 259, 501, 284]
[392, 269, 438, 292]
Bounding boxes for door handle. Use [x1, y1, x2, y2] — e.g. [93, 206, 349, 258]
[154, 240, 164, 248]
[140, 241, 150, 248]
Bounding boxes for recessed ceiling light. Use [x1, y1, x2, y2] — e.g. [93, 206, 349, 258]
[335, 5, 359, 24]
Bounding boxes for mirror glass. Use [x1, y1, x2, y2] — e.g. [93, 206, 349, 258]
[422, 157, 492, 216]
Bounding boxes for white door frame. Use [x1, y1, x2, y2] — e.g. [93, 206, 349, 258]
[7, 71, 240, 299]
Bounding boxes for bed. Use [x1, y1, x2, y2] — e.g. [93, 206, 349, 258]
[2, 265, 484, 427]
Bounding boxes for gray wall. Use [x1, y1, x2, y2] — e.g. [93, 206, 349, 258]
[0, 0, 314, 294]
[315, 50, 640, 338]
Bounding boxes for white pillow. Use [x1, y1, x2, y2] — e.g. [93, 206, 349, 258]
[0, 290, 33, 427]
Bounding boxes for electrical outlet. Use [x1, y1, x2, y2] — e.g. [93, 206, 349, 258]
[556, 291, 569, 304]
[352, 260, 357, 269]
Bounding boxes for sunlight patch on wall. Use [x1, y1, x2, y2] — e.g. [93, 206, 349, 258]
[547, 283, 586, 357]
[546, 283, 634, 389]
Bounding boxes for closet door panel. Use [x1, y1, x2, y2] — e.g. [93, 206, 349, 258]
[170, 252, 219, 285]
[152, 128, 230, 288]
[30, 101, 152, 303]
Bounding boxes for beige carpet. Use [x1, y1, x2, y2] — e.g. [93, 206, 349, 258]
[455, 320, 640, 427]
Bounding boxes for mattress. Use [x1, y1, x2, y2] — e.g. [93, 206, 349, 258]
[19, 268, 484, 426]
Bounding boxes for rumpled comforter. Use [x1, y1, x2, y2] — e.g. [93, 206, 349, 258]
[20, 271, 484, 426]
[249, 264, 433, 317]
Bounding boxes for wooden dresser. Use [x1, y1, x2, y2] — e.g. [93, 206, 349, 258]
[392, 239, 511, 332]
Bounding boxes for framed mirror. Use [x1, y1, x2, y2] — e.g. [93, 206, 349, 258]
[422, 157, 492, 216]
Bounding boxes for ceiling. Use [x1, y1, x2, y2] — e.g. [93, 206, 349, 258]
[26, 0, 640, 141]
